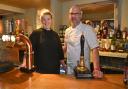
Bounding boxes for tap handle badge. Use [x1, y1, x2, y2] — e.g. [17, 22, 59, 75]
[80, 32, 85, 56]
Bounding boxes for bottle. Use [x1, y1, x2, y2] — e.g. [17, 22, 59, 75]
[123, 56, 128, 85]
[104, 36, 111, 51]
[15, 20, 21, 35]
[20, 19, 25, 35]
[110, 36, 116, 52]
[102, 26, 108, 39]
[97, 29, 101, 40]
[124, 37, 128, 52]
[10, 18, 15, 33]
[122, 27, 127, 40]
[100, 20, 108, 39]
[97, 26, 103, 40]
[115, 26, 122, 39]
[109, 29, 114, 39]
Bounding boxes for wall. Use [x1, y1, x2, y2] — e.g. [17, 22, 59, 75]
[120, 0, 128, 30]
[62, 0, 109, 25]
[24, 8, 37, 34]
[0, 17, 3, 34]
[50, 0, 62, 32]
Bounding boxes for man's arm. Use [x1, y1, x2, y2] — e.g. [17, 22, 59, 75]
[92, 47, 100, 70]
[92, 47, 103, 78]
[63, 42, 67, 53]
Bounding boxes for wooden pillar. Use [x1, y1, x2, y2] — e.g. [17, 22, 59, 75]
[0, 16, 3, 34]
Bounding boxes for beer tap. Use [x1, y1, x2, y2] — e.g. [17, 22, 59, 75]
[74, 32, 92, 78]
[2, 34, 35, 73]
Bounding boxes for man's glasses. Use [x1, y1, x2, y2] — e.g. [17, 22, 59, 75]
[69, 13, 81, 15]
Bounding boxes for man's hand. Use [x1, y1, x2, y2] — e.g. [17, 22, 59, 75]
[93, 70, 103, 78]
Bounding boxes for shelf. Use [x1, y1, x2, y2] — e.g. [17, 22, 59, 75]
[99, 51, 128, 58]
[58, 25, 67, 44]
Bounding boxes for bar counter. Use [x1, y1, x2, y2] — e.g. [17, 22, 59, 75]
[0, 69, 126, 89]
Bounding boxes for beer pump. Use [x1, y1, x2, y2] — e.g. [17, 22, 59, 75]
[74, 32, 92, 78]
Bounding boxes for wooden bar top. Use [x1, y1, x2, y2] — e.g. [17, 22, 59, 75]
[0, 69, 126, 89]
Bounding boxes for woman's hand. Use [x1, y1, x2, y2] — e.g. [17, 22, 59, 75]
[60, 60, 67, 73]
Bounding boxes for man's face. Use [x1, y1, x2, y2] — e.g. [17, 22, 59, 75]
[69, 7, 82, 25]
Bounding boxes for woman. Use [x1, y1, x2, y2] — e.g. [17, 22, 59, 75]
[27, 9, 66, 74]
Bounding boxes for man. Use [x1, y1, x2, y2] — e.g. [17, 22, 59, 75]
[64, 5, 103, 78]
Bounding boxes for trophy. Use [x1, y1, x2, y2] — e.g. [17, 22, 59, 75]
[74, 33, 93, 79]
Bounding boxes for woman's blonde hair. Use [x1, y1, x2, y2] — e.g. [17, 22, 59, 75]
[40, 9, 53, 21]
[39, 9, 54, 29]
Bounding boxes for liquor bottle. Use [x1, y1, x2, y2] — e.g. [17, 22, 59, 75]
[115, 26, 122, 39]
[97, 26, 103, 40]
[124, 37, 128, 52]
[104, 36, 111, 51]
[97, 29, 101, 40]
[110, 36, 116, 52]
[102, 26, 108, 39]
[10, 18, 15, 34]
[109, 29, 114, 39]
[20, 19, 25, 35]
[15, 20, 20, 35]
[123, 56, 128, 85]
[122, 27, 127, 40]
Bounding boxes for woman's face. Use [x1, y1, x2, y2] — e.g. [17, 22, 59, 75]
[41, 14, 52, 30]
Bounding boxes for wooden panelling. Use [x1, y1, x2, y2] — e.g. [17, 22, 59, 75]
[0, 47, 19, 64]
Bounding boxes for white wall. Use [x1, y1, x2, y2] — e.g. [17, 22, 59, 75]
[24, 8, 37, 34]
[50, 0, 62, 32]
[62, 0, 108, 25]
[120, 0, 128, 30]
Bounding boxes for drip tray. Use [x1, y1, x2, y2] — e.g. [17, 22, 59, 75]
[0, 61, 14, 73]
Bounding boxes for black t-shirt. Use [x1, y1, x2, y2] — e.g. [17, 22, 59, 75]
[29, 28, 64, 74]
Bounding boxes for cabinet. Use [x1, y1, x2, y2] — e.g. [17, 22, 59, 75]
[99, 51, 127, 73]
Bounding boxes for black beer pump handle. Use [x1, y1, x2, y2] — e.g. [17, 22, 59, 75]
[80, 33, 85, 56]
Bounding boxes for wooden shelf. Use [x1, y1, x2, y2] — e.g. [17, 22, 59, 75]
[99, 51, 128, 58]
